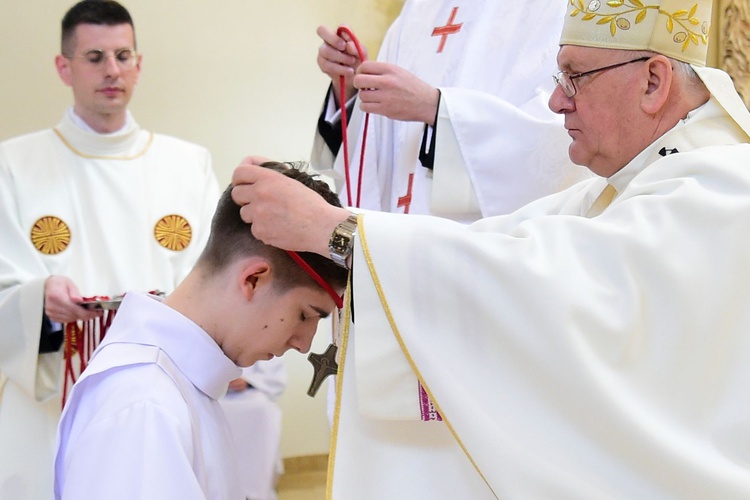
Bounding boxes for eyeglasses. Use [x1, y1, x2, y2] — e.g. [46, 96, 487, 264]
[552, 57, 651, 98]
[65, 48, 138, 70]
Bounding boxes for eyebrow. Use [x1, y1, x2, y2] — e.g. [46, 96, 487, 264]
[81, 47, 134, 54]
[559, 60, 581, 72]
[311, 306, 331, 319]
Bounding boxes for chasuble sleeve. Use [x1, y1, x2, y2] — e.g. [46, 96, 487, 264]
[433, 87, 589, 218]
[0, 145, 63, 401]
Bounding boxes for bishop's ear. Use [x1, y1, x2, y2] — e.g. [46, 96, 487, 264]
[641, 55, 672, 114]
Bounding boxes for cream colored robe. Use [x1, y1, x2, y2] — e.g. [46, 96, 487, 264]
[330, 71, 750, 498]
[0, 112, 219, 500]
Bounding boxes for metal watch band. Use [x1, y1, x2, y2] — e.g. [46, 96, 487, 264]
[328, 214, 358, 268]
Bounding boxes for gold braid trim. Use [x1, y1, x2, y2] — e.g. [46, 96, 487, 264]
[53, 128, 154, 160]
[355, 214, 498, 499]
[326, 281, 352, 500]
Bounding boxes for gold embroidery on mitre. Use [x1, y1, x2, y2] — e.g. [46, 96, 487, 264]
[31, 216, 71, 255]
[154, 215, 192, 251]
[566, 0, 709, 56]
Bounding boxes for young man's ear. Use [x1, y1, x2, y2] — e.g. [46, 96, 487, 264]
[239, 259, 272, 301]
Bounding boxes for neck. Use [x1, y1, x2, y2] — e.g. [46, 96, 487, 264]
[163, 270, 221, 344]
[73, 106, 128, 134]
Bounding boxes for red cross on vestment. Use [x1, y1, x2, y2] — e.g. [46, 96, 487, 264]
[431, 6, 463, 53]
[397, 173, 415, 214]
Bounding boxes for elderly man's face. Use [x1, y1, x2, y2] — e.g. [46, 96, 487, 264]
[549, 46, 648, 177]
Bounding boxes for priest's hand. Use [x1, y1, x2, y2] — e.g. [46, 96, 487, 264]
[231, 158, 351, 258]
[354, 61, 440, 125]
[44, 275, 102, 323]
[317, 25, 366, 104]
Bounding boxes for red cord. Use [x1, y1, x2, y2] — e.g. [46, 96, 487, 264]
[336, 26, 370, 208]
[286, 250, 344, 309]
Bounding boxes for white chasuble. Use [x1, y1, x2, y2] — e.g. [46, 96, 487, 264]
[0, 111, 219, 500]
[329, 85, 750, 498]
[311, 0, 590, 221]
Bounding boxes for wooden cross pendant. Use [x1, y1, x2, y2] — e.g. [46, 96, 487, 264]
[307, 343, 339, 397]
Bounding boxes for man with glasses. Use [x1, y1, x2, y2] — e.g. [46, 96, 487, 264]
[232, 0, 750, 497]
[0, 1, 219, 498]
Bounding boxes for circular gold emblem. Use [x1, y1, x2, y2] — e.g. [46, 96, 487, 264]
[154, 214, 192, 251]
[31, 216, 71, 255]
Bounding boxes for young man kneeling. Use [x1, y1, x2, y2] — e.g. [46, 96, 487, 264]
[54, 162, 347, 499]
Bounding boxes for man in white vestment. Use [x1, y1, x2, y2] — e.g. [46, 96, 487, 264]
[55, 165, 349, 499]
[232, 0, 750, 497]
[313, 0, 591, 420]
[312, 0, 590, 221]
[0, 2, 220, 498]
[220, 358, 287, 500]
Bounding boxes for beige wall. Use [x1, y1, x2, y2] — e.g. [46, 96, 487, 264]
[0, 0, 399, 459]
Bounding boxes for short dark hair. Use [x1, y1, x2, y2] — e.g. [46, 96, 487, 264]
[61, 0, 135, 55]
[198, 162, 348, 293]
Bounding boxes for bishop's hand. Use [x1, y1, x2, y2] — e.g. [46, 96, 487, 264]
[231, 158, 351, 258]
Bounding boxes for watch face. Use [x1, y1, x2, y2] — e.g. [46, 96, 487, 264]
[329, 215, 357, 259]
[331, 234, 348, 250]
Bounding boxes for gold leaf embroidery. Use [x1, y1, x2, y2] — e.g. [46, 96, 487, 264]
[568, 0, 708, 52]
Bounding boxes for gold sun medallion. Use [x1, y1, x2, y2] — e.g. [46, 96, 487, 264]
[154, 214, 192, 251]
[31, 216, 71, 255]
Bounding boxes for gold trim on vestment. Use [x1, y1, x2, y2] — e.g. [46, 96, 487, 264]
[327, 281, 352, 500]
[53, 128, 154, 160]
[586, 183, 618, 217]
[346, 214, 498, 499]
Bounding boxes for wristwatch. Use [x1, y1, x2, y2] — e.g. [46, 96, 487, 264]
[329, 214, 358, 268]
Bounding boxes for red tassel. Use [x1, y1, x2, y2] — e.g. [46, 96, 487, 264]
[62, 311, 117, 410]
